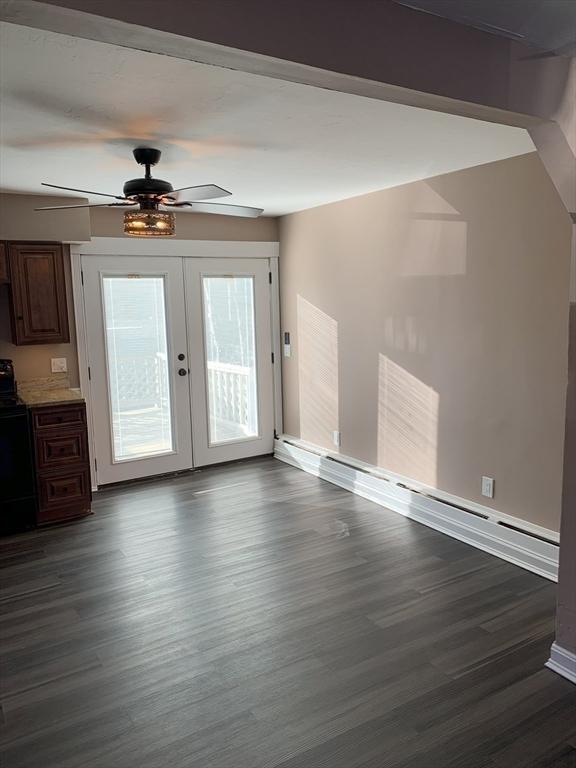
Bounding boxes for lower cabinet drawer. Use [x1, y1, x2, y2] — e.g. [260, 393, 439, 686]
[33, 405, 86, 430]
[35, 427, 88, 471]
[37, 467, 91, 524]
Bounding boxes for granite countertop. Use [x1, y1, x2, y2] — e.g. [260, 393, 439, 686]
[19, 387, 84, 407]
[17, 374, 84, 408]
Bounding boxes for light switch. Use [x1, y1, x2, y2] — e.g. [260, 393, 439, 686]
[51, 357, 67, 373]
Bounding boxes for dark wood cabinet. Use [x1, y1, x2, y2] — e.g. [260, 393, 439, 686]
[32, 403, 86, 430]
[0, 242, 9, 284]
[35, 426, 89, 472]
[31, 402, 92, 525]
[7, 242, 70, 345]
[36, 468, 91, 524]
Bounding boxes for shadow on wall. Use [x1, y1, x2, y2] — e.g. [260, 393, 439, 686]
[297, 295, 339, 448]
[377, 354, 439, 488]
[400, 186, 468, 278]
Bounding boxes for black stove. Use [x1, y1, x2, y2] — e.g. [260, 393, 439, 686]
[0, 395, 27, 413]
[0, 361, 36, 534]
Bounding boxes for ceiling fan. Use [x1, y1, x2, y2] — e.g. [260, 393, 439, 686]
[35, 147, 264, 237]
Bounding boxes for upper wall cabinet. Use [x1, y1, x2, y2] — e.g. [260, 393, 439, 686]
[7, 242, 70, 345]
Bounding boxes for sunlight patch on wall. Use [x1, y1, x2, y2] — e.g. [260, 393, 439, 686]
[297, 295, 339, 449]
[377, 354, 439, 486]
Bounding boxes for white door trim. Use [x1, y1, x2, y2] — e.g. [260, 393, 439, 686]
[75, 238, 278, 258]
[70, 251, 97, 490]
[270, 257, 283, 437]
[70, 240, 281, 488]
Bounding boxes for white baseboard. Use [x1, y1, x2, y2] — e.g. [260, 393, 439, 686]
[274, 438, 559, 582]
[546, 643, 576, 684]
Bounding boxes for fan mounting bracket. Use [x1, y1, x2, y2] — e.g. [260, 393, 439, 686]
[133, 147, 161, 167]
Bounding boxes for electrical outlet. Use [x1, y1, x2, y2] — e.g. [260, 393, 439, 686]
[333, 431, 341, 447]
[51, 357, 67, 373]
[481, 476, 494, 498]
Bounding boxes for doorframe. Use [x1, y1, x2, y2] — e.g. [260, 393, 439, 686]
[70, 238, 280, 490]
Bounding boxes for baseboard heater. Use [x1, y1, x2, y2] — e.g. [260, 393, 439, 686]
[274, 436, 559, 582]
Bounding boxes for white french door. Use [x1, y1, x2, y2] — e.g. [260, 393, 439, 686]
[82, 257, 193, 484]
[185, 258, 274, 466]
[81, 254, 275, 485]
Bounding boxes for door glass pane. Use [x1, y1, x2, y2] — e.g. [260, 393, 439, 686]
[202, 275, 259, 444]
[102, 276, 173, 461]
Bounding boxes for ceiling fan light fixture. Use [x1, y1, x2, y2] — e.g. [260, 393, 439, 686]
[123, 210, 175, 237]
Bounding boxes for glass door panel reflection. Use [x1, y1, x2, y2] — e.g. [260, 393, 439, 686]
[202, 276, 259, 444]
[102, 276, 173, 461]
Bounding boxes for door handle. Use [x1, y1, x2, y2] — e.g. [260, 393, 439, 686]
[178, 368, 188, 376]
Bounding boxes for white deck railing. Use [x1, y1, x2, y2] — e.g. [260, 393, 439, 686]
[110, 355, 258, 440]
[207, 360, 258, 439]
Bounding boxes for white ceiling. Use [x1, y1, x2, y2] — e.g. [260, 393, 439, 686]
[0, 22, 534, 216]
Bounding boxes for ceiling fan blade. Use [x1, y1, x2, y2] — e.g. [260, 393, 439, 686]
[170, 184, 232, 200]
[35, 202, 136, 211]
[168, 201, 263, 218]
[42, 182, 127, 200]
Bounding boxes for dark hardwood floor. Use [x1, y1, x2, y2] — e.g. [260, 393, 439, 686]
[1, 457, 574, 767]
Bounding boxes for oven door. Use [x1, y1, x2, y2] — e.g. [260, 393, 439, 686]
[0, 409, 36, 533]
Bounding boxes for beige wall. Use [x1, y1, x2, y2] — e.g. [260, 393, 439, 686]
[558, 297, 576, 650]
[0, 193, 90, 242]
[532, 65, 576, 653]
[280, 152, 571, 532]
